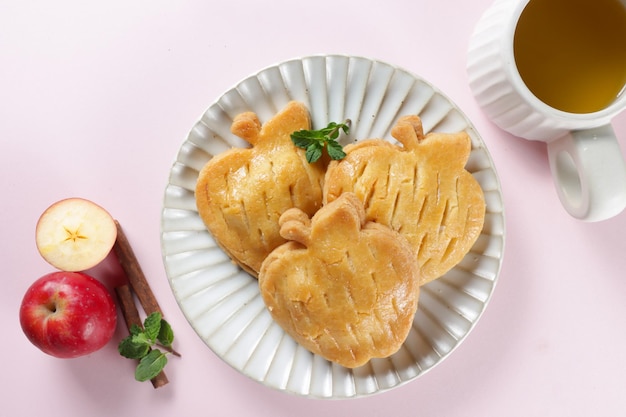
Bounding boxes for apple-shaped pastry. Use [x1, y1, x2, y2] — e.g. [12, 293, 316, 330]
[324, 116, 485, 285]
[19, 271, 117, 358]
[259, 193, 420, 368]
[35, 198, 117, 272]
[195, 101, 326, 277]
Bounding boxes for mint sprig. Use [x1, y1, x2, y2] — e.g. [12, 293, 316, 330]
[291, 120, 351, 163]
[118, 312, 180, 382]
[136, 350, 169, 382]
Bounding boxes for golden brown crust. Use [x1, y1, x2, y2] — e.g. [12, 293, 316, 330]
[324, 115, 486, 285]
[196, 105, 484, 367]
[195, 101, 326, 276]
[259, 193, 420, 368]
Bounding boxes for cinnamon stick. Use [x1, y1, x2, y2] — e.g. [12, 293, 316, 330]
[115, 285, 169, 389]
[115, 284, 143, 331]
[113, 220, 162, 316]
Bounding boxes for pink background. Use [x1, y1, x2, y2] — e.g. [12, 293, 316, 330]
[3, 0, 626, 416]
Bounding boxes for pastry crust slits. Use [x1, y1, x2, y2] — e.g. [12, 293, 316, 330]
[322, 118, 485, 286]
[195, 101, 324, 277]
[259, 193, 420, 368]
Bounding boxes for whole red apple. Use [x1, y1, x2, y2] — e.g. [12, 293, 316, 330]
[19, 271, 117, 358]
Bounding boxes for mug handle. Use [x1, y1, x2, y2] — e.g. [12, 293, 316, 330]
[547, 124, 626, 221]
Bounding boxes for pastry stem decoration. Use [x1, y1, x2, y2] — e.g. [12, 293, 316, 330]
[194, 101, 486, 367]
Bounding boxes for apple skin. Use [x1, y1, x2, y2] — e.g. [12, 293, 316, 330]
[19, 271, 117, 358]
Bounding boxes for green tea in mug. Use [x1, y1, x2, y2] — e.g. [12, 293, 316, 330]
[513, 0, 626, 113]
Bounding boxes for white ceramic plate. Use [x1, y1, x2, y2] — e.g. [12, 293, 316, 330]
[161, 55, 505, 399]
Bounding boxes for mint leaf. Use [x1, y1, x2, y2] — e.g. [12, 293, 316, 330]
[143, 312, 162, 342]
[129, 324, 143, 336]
[326, 140, 347, 160]
[290, 132, 313, 149]
[135, 349, 168, 382]
[306, 142, 323, 163]
[326, 123, 341, 139]
[130, 332, 151, 346]
[118, 336, 151, 359]
[157, 319, 174, 347]
[291, 119, 351, 163]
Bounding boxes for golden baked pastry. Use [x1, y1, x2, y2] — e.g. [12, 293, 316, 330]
[195, 101, 326, 277]
[324, 115, 485, 285]
[259, 193, 420, 368]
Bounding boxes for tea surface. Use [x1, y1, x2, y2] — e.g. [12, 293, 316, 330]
[514, 0, 626, 113]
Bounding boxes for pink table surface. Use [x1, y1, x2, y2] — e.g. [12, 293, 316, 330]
[3, 1, 626, 416]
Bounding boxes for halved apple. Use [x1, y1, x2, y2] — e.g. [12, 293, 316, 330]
[35, 198, 117, 271]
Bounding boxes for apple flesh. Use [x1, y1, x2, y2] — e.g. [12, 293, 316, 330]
[35, 198, 117, 272]
[19, 271, 117, 358]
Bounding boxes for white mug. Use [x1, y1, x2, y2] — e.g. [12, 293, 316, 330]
[467, 0, 626, 221]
